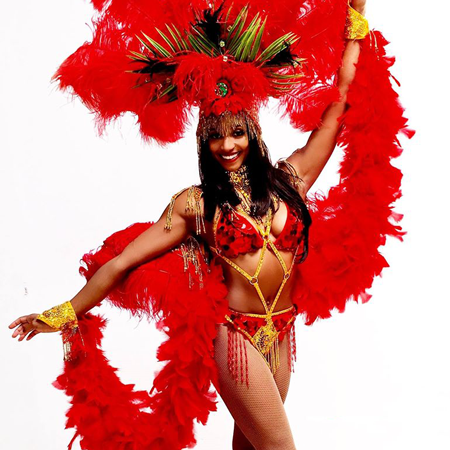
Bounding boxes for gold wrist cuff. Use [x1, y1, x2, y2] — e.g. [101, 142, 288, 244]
[37, 301, 78, 331]
[37, 301, 81, 361]
[345, 6, 369, 40]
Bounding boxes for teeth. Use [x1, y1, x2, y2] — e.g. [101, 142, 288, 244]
[221, 153, 239, 160]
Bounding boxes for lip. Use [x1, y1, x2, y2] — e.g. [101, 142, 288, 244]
[220, 152, 240, 162]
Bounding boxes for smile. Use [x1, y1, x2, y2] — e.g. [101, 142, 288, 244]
[220, 152, 240, 161]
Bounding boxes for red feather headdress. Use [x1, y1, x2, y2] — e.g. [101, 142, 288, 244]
[54, 0, 348, 144]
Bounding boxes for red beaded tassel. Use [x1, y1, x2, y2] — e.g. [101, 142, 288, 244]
[288, 323, 297, 373]
[227, 328, 249, 386]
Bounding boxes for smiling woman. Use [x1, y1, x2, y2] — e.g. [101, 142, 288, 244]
[208, 126, 249, 170]
[7, 0, 415, 449]
[207, 125, 249, 168]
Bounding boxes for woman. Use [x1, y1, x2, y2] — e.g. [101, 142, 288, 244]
[9, 1, 408, 449]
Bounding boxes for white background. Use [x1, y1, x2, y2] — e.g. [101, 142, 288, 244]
[1, 1, 449, 449]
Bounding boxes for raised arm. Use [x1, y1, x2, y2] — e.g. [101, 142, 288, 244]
[9, 188, 198, 341]
[286, 1, 366, 193]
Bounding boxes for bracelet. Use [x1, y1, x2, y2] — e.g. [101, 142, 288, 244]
[37, 301, 80, 361]
[345, 6, 369, 40]
[37, 301, 78, 331]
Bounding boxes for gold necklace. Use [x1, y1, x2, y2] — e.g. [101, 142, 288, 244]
[226, 165, 280, 227]
[227, 165, 253, 215]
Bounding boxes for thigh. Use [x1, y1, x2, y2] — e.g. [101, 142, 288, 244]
[273, 335, 292, 403]
[231, 335, 293, 450]
[213, 325, 296, 450]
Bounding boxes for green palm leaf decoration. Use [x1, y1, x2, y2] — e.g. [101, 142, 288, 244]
[129, 6, 306, 99]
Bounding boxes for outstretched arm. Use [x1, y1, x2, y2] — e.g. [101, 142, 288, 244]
[286, 1, 366, 193]
[9, 189, 198, 341]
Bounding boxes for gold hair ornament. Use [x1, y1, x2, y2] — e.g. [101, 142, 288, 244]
[196, 109, 267, 157]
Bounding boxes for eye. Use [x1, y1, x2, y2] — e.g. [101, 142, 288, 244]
[233, 129, 245, 137]
[209, 132, 222, 140]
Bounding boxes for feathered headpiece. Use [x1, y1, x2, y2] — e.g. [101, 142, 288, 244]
[54, 0, 348, 145]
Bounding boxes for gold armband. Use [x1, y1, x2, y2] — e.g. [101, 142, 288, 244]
[37, 301, 80, 361]
[345, 6, 369, 40]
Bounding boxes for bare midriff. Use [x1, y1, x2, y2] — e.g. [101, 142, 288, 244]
[216, 249, 296, 314]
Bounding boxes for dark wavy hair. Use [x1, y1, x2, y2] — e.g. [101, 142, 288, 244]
[198, 135, 312, 246]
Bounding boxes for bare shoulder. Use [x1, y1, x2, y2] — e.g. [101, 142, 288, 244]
[276, 158, 307, 201]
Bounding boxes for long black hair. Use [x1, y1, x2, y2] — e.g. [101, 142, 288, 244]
[198, 135, 312, 231]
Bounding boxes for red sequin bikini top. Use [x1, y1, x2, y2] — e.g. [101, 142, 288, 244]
[214, 202, 307, 261]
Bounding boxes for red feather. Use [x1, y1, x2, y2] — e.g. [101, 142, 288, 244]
[51, 4, 414, 449]
[58, 225, 229, 449]
[54, 0, 349, 143]
[292, 31, 414, 325]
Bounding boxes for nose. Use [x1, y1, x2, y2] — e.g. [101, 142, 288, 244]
[221, 136, 235, 152]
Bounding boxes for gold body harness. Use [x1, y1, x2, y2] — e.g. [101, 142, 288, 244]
[211, 207, 300, 374]
[164, 184, 302, 375]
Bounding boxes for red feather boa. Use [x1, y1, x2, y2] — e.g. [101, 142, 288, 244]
[292, 31, 414, 325]
[56, 228, 229, 449]
[53, 31, 413, 450]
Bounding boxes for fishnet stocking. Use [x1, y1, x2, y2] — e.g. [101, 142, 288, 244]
[213, 324, 296, 450]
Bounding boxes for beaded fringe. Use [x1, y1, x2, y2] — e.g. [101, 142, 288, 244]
[267, 337, 280, 375]
[288, 322, 297, 373]
[196, 110, 267, 156]
[227, 329, 249, 387]
[227, 323, 297, 385]
[164, 186, 205, 235]
[179, 237, 205, 289]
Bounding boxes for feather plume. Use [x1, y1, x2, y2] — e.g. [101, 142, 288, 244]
[293, 31, 414, 324]
[194, 2, 225, 47]
[54, 0, 349, 143]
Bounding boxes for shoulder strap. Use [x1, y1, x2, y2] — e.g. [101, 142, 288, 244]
[165, 185, 205, 235]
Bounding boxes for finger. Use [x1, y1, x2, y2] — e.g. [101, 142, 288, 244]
[14, 323, 33, 339]
[26, 330, 40, 341]
[17, 330, 26, 342]
[18, 329, 31, 342]
[13, 321, 31, 335]
[12, 325, 24, 338]
[9, 316, 29, 329]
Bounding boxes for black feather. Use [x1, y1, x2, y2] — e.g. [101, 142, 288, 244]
[264, 43, 299, 68]
[132, 59, 177, 77]
[194, 3, 225, 46]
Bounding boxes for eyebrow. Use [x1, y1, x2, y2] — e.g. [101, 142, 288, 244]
[208, 126, 245, 137]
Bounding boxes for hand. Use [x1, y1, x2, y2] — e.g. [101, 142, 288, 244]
[9, 314, 57, 342]
[351, 0, 367, 15]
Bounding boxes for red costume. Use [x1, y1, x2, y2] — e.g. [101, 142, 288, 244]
[43, 1, 413, 449]
[214, 201, 306, 259]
